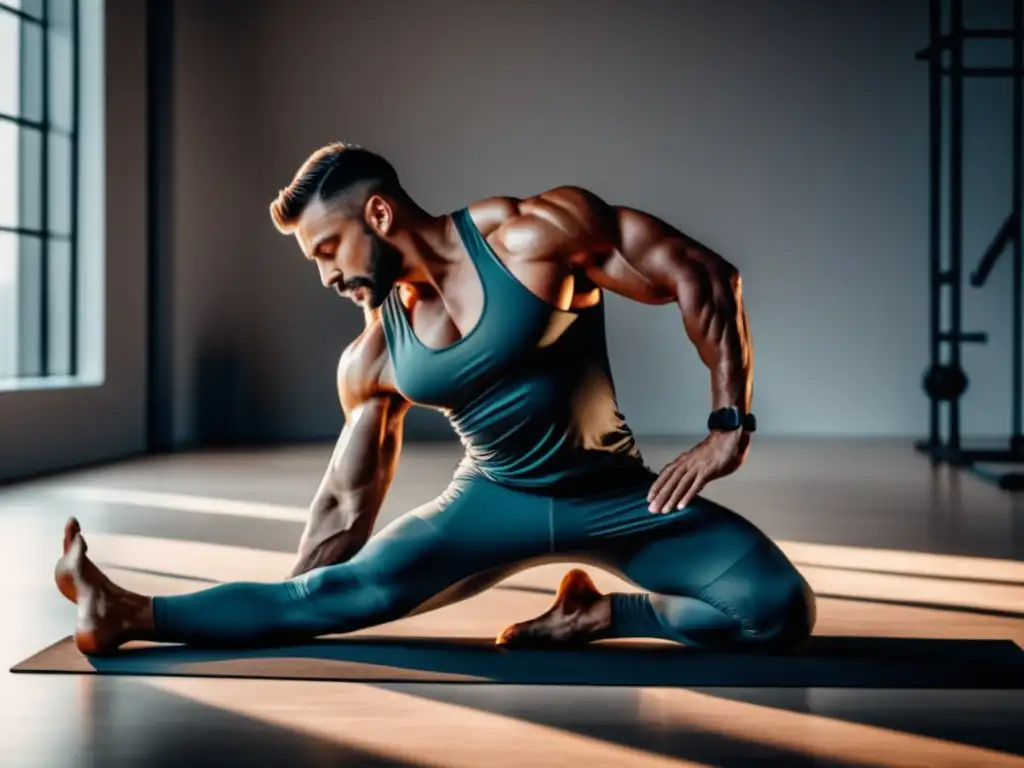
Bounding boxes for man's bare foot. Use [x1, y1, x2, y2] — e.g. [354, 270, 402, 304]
[53, 518, 154, 655]
[55, 517, 83, 603]
[496, 569, 612, 648]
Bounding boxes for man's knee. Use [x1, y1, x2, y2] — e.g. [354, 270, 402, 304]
[745, 572, 816, 650]
[700, 538, 817, 650]
[289, 562, 404, 624]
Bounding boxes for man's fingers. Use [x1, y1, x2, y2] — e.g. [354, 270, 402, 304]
[647, 463, 675, 502]
[667, 468, 700, 511]
[649, 464, 686, 512]
[646, 475, 665, 503]
[647, 463, 676, 503]
[677, 470, 707, 510]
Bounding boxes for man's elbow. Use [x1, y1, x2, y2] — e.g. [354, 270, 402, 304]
[700, 255, 742, 311]
[705, 250, 740, 288]
[725, 265, 744, 307]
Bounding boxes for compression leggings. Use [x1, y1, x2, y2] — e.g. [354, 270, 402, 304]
[152, 470, 817, 650]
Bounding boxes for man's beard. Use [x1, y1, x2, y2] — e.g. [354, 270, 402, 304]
[339, 232, 403, 309]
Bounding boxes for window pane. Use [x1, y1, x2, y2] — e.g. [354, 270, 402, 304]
[48, 131, 71, 234]
[0, 232, 18, 380]
[49, 25, 73, 132]
[17, 233, 41, 377]
[18, 125, 41, 230]
[0, 121, 18, 229]
[1, 0, 82, 382]
[49, 0, 72, 31]
[47, 236, 69, 375]
[0, 10, 19, 117]
[20, 13, 43, 123]
[7, 1, 45, 19]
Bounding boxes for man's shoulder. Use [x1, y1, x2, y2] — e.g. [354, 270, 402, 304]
[468, 186, 604, 225]
[467, 186, 613, 255]
[336, 316, 392, 407]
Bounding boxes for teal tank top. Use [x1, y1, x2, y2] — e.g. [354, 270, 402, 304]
[380, 208, 647, 491]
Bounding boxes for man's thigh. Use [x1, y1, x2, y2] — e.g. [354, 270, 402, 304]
[348, 472, 557, 616]
[554, 477, 775, 596]
[556, 480, 813, 638]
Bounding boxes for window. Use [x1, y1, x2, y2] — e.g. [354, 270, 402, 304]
[0, 0, 80, 383]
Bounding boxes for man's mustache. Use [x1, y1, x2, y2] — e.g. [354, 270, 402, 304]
[335, 277, 375, 297]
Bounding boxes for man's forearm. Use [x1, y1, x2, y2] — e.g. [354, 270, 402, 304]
[312, 425, 399, 534]
[707, 288, 753, 415]
[677, 258, 753, 406]
[297, 399, 403, 571]
[292, 445, 396, 575]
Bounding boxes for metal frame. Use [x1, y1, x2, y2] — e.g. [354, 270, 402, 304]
[914, 0, 1024, 491]
[0, 0, 80, 378]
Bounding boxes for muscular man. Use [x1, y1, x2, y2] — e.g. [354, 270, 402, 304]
[56, 142, 816, 655]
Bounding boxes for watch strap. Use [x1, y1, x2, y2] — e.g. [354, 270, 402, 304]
[708, 407, 757, 433]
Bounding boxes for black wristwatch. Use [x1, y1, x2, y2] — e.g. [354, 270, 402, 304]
[707, 406, 757, 433]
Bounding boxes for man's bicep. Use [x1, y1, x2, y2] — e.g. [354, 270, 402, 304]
[326, 325, 409, 483]
[328, 395, 403, 476]
[576, 201, 736, 308]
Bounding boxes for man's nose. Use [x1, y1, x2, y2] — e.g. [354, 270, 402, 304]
[318, 261, 340, 289]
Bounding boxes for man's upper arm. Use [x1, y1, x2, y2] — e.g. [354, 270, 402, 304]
[532, 185, 740, 308]
[333, 320, 408, 467]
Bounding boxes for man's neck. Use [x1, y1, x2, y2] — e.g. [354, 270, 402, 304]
[397, 212, 462, 295]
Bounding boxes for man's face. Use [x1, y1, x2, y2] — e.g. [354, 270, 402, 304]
[296, 197, 403, 310]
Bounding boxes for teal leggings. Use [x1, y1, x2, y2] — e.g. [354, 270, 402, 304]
[152, 469, 816, 650]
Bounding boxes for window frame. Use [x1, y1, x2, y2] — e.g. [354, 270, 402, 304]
[0, 0, 81, 381]
[0, 0, 149, 485]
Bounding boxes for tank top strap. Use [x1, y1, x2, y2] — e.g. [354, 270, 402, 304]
[378, 286, 410, 353]
[451, 208, 512, 288]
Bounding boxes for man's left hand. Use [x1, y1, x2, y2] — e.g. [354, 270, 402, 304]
[647, 430, 750, 514]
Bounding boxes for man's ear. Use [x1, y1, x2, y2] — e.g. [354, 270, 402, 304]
[364, 194, 393, 236]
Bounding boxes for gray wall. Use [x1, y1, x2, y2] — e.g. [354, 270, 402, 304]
[168, 0, 269, 447]
[166, 0, 1020, 445]
[0, 0, 148, 482]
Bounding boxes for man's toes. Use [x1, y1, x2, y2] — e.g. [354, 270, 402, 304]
[495, 619, 546, 648]
[495, 623, 522, 647]
[496, 616, 571, 649]
[56, 520, 82, 603]
[54, 565, 78, 603]
[63, 517, 81, 554]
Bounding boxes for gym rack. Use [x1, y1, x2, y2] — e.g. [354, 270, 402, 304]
[914, 0, 1024, 491]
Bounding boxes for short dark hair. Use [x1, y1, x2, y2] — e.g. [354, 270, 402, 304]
[269, 142, 402, 233]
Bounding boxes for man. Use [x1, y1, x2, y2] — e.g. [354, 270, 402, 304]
[56, 142, 815, 655]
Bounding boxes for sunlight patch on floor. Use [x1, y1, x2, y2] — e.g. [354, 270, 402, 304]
[638, 687, 1024, 768]
[59, 487, 308, 522]
[143, 677, 713, 768]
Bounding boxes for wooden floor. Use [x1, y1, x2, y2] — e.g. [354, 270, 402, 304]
[2, 438, 1024, 767]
